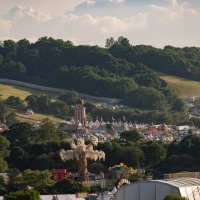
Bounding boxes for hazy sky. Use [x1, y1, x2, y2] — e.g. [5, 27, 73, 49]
[0, 0, 200, 48]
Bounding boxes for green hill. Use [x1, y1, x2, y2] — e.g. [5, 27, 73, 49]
[0, 83, 59, 100]
[0, 83, 62, 122]
[158, 73, 200, 98]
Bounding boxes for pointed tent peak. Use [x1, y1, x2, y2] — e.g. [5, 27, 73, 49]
[160, 123, 168, 131]
[26, 108, 34, 115]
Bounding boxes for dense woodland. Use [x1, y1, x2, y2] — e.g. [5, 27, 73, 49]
[1, 36, 200, 94]
[0, 120, 200, 195]
[0, 37, 200, 198]
[1, 36, 199, 124]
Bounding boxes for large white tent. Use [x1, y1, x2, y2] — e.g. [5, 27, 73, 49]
[40, 194, 85, 200]
[0, 194, 85, 200]
[115, 178, 200, 200]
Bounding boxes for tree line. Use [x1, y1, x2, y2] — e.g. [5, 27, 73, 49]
[0, 121, 199, 196]
[0, 36, 190, 124]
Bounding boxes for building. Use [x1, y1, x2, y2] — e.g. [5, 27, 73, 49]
[49, 169, 68, 181]
[115, 178, 200, 200]
[75, 98, 86, 126]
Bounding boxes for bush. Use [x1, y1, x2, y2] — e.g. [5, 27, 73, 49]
[4, 190, 40, 200]
[164, 194, 186, 200]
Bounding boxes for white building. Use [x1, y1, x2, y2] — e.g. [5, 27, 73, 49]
[115, 178, 200, 200]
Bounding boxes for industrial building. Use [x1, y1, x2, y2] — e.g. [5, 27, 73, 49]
[115, 178, 200, 200]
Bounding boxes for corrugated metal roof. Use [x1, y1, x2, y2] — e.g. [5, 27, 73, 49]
[0, 194, 85, 200]
[115, 178, 200, 200]
[152, 178, 200, 188]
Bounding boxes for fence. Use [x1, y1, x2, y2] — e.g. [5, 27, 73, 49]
[82, 179, 115, 188]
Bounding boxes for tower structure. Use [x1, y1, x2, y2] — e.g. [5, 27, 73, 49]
[60, 138, 105, 181]
[75, 98, 86, 125]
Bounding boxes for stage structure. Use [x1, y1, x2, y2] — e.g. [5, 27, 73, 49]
[59, 138, 105, 181]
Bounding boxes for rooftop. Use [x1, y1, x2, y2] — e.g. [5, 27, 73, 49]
[152, 178, 200, 188]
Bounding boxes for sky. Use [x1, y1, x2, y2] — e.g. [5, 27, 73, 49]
[0, 0, 200, 48]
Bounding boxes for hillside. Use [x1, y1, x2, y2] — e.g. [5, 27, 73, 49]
[2, 74, 200, 102]
[0, 83, 62, 122]
[0, 37, 195, 124]
[158, 73, 200, 98]
[0, 83, 59, 100]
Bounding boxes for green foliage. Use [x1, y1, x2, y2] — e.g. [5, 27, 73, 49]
[164, 194, 186, 200]
[37, 95, 50, 112]
[88, 163, 106, 174]
[49, 100, 69, 117]
[7, 146, 30, 171]
[124, 87, 168, 110]
[141, 141, 167, 167]
[31, 152, 58, 170]
[39, 119, 65, 143]
[120, 145, 144, 167]
[128, 173, 142, 183]
[53, 178, 89, 194]
[0, 37, 162, 99]
[25, 94, 69, 118]
[120, 130, 142, 142]
[105, 37, 115, 48]
[89, 185, 102, 193]
[57, 91, 78, 105]
[84, 102, 96, 113]
[0, 100, 17, 125]
[3, 122, 33, 145]
[158, 134, 200, 173]
[0, 134, 10, 171]
[3, 190, 40, 200]
[22, 169, 55, 193]
[0, 36, 189, 121]
[6, 168, 22, 192]
[0, 134, 10, 158]
[25, 95, 39, 111]
[4, 96, 24, 108]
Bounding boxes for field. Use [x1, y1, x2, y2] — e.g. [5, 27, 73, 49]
[1, 75, 200, 100]
[0, 83, 62, 122]
[16, 112, 62, 122]
[0, 83, 59, 100]
[1, 74, 200, 122]
[158, 73, 200, 98]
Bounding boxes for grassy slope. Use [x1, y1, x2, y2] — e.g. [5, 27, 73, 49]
[1, 74, 200, 122]
[158, 73, 200, 98]
[0, 83, 62, 122]
[1, 75, 200, 99]
[0, 83, 59, 100]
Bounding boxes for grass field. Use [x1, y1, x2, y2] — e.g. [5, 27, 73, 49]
[16, 112, 62, 122]
[158, 73, 200, 98]
[0, 83, 59, 100]
[0, 83, 63, 122]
